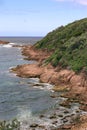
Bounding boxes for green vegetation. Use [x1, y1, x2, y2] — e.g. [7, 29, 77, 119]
[0, 119, 20, 130]
[35, 18, 87, 73]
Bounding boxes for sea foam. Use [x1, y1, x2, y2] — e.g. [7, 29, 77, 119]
[3, 43, 15, 48]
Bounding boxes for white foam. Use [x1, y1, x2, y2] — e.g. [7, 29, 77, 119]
[2, 43, 15, 48]
[33, 83, 53, 91]
[16, 107, 61, 130]
[17, 108, 37, 129]
[9, 42, 15, 45]
[17, 108, 34, 122]
[17, 108, 47, 130]
[3, 44, 12, 48]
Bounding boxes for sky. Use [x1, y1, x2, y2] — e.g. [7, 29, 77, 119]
[0, 0, 87, 36]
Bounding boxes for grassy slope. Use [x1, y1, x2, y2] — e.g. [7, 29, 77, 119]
[35, 18, 87, 73]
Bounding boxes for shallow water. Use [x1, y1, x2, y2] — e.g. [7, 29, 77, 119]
[0, 37, 86, 129]
[0, 42, 56, 121]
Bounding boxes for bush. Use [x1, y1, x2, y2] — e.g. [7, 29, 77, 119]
[35, 18, 87, 73]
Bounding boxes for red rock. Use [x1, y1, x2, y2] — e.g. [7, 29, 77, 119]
[11, 45, 87, 110]
[12, 64, 43, 78]
[0, 40, 9, 44]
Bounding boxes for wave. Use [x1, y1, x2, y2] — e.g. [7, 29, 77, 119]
[17, 108, 33, 121]
[17, 107, 57, 130]
[33, 83, 53, 91]
[2, 43, 15, 48]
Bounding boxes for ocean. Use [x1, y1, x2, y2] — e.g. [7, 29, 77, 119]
[0, 37, 42, 45]
[0, 37, 84, 129]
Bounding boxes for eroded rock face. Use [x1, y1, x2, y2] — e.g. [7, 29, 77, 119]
[22, 45, 52, 62]
[11, 62, 87, 94]
[11, 45, 87, 92]
[11, 45, 87, 109]
[0, 40, 9, 44]
[12, 64, 44, 78]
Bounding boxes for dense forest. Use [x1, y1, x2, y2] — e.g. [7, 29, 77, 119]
[35, 18, 87, 73]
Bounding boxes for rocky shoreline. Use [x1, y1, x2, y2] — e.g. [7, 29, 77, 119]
[11, 45, 87, 130]
[0, 40, 9, 44]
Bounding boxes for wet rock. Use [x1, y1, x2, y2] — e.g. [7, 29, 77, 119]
[58, 114, 63, 118]
[52, 85, 69, 92]
[30, 123, 38, 128]
[38, 125, 46, 129]
[49, 114, 57, 119]
[76, 110, 80, 113]
[52, 120, 58, 124]
[62, 115, 71, 123]
[64, 110, 69, 114]
[68, 98, 79, 103]
[50, 94, 57, 98]
[12, 45, 23, 47]
[56, 107, 59, 110]
[70, 114, 81, 125]
[50, 127, 58, 130]
[59, 124, 72, 130]
[63, 118, 68, 123]
[80, 104, 87, 111]
[32, 83, 44, 87]
[60, 100, 71, 108]
[39, 114, 45, 118]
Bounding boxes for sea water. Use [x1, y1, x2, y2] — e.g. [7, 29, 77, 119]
[0, 37, 56, 121]
[0, 37, 85, 129]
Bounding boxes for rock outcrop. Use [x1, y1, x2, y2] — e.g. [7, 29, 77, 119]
[0, 40, 9, 44]
[12, 45, 87, 99]
[11, 45, 87, 130]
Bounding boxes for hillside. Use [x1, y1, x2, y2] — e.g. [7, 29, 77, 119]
[11, 18, 87, 130]
[35, 18, 87, 73]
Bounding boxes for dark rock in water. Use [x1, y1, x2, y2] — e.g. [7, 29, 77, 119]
[80, 104, 87, 111]
[33, 83, 44, 87]
[59, 99, 71, 108]
[58, 114, 63, 118]
[52, 120, 58, 124]
[38, 125, 46, 129]
[30, 123, 38, 128]
[76, 110, 80, 113]
[12, 44, 23, 47]
[63, 118, 68, 123]
[39, 114, 45, 118]
[63, 110, 69, 114]
[58, 124, 72, 130]
[50, 94, 58, 98]
[49, 114, 57, 119]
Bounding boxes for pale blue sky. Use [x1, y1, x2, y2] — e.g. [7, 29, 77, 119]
[0, 0, 87, 36]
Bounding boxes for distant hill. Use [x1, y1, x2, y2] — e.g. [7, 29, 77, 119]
[35, 18, 87, 73]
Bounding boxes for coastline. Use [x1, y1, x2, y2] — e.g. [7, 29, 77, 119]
[11, 44, 87, 129]
[0, 40, 9, 44]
